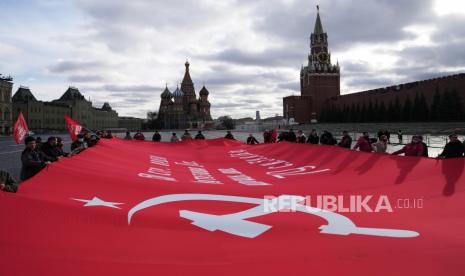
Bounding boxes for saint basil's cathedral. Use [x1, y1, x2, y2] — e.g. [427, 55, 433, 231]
[157, 61, 213, 129]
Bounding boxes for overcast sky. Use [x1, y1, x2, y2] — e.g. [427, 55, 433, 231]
[1, 0, 464, 119]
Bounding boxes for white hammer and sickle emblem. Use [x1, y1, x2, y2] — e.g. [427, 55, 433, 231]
[128, 194, 419, 239]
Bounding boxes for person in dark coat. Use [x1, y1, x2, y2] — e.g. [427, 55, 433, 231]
[277, 131, 287, 142]
[438, 134, 465, 158]
[225, 131, 235, 140]
[385, 129, 391, 144]
[124, 131, 132, 140]
[397, 130, 403, 144]
[338, 130, 352, 149]
[40, 137, 61, 162]
[320, 131, 336, 145]
[306, 129, 319, 144]
[247, 134, 259, 145]
[377, 130, 384, 140]
[286, 129, 297, 142]
[56, 137, 69, 157]
[263, 130, 271, 144]
[20, 136, 50, 181]
[195, 131, 205, 140]
[71, 134, 88, 155]
[0, 170, 18, 193]
[152, 131, 162, 142]
[35, 137, 43, 151]
[104, 130, 113, 139]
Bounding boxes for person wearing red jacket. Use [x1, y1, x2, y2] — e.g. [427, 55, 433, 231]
[392, 136, 424, 157]
[353, 132, 372, 153]
[270, 129, 278, 143]
[133, 130, 145, 141]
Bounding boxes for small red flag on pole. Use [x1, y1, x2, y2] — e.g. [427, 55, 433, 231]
[13, 111, 29, 144]
[64, 115, 83, 141]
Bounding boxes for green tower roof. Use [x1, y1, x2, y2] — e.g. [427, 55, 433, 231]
[313, 6, 324, 35]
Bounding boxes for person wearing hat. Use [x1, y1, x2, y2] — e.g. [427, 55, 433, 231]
[438, 134, 465, 159]
[20, 136, 50, 181]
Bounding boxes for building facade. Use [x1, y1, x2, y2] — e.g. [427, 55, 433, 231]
[12, 86, 120, 131]
[0, 75, 13, 134]
[283, 7, 465, 123]
[283, 7, 340, 123]
[157, 61, 213, 129]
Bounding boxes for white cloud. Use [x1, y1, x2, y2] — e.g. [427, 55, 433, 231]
[1, 0, 464, 119]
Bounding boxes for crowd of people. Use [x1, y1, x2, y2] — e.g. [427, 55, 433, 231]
[121, 128, 465, 160]
[0, 129, 115, 193]
[1, 128, 464, 194]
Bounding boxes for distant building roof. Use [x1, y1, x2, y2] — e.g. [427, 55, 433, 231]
[101, 102, 112, 111]
[57, 87, 85, 101]
[12, 86, 37, 102]
[0, 74, 13, 82]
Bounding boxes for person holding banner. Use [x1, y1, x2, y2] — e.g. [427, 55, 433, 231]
[20, 136, 50, 181]
[71, 134, 88, 155]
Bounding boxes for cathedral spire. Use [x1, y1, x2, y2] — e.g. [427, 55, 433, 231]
[182, 59, 193, 85]
[314, 5, 324, 35]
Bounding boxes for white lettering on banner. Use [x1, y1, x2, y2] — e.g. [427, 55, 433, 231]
[138, 172, 177, 182]
[189, 167, 223, 184]
[127, 194, 419, 239]
[150, 155, 170, 167]
[175, 161, 202, 167]
[229, 150, 330, 179]
[267, 166, 330, 179]
[219, 168, 271, 186]
[138, 155, 177, 182]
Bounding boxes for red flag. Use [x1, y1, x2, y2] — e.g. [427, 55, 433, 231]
[13, 111, 29, 144]
[1, 139, 465, 276]
[64, 115, 83, 141]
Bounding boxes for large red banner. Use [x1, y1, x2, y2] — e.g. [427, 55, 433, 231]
[1, 138, 464, 276]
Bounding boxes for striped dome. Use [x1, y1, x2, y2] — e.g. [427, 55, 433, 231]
[172, 87, 184, 98]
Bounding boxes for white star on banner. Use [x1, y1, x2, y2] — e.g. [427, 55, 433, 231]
[71, 197, 124, 209]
